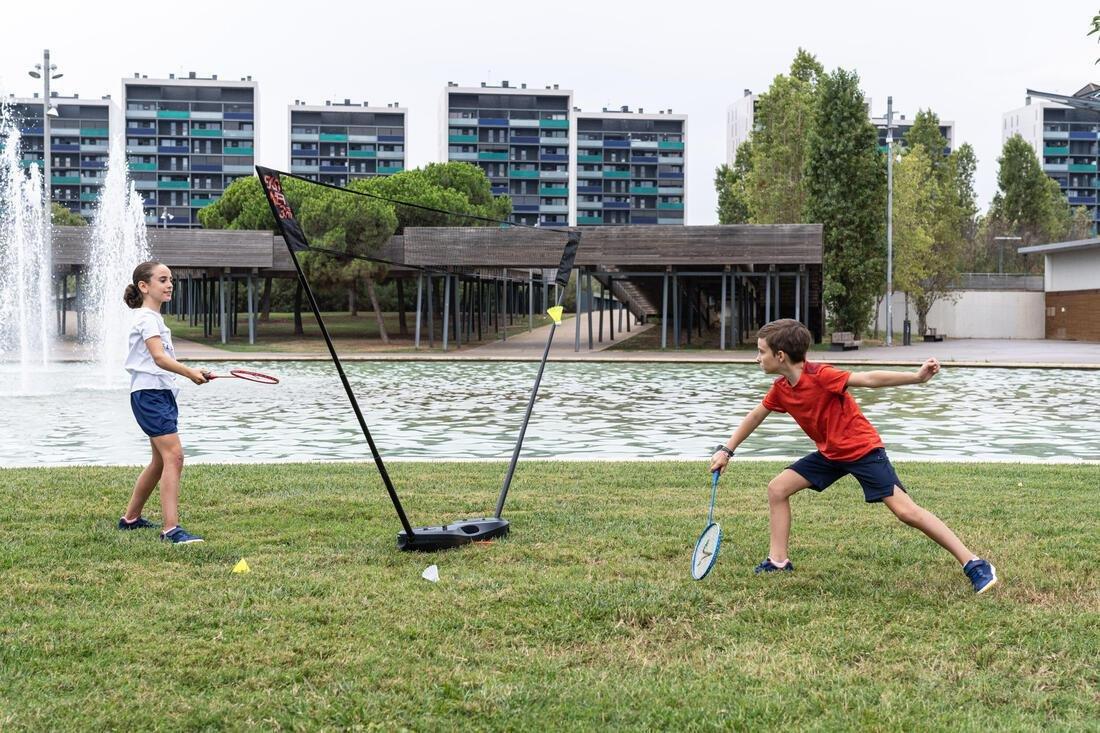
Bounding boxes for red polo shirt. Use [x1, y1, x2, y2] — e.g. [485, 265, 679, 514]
[762, 362, 883, 462]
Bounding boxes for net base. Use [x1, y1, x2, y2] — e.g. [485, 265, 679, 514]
[396, 517, 510, 552]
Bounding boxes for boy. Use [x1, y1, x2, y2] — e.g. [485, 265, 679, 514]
[709, 319, 996, 594]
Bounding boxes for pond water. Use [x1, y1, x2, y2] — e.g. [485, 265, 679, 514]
[2, 360, 1098, 467]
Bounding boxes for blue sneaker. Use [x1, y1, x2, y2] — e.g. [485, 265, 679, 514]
[963, 558, 997, 594]
[754, 557, 794, 574]
[118, 516, 159, 530]
[161, 526, 204, 545]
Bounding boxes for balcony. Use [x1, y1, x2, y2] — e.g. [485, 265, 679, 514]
[157, 110, 190, 119]
[630, 140, 658, 149]
[539, 119, 569, 129]
[224, 112, 254, 121]
[578, 154, 602, 164]
[222, 130, 254, 139]
[348, 134, 378, 143]
[578, 169, 603, 179]
[630, 186, 658, 195]
[478, 151, 508, 160]
[51, 175, 81, 185]
[631, 155, 658, 164]
[659, 141, 685, 150]
[660, 156, 684, 164]
[349, 150, 378, 158]
[190, 198, 215, 208]
[130, 162, 157, 171]
[157, 145, 189, 154]
[478, 117, 509, 126]
[1068, 196, 1097, 205]
[125, 110, 156, 119]
[81, 144, 109, 153]
[540, 153, 568, 162]
[658, 187, 684, 195]
[291, 164, 320, 174]
[377, 150, 404, 159]
[1044, 146, 1069, 156]
[1069, 131, 1097, 140]
[320, 164, 349, 173]
[223, 164, 254, 174]
[1068, 163, 1097, 173]
[540, 186, 568, 196]
[604, 140, 630, 149]
[577, 185, 602, 194]
[510, 135, 540, 144]
[449, 134, 477, 144]
[657, 217, 684, 225]
[540, 171, 568, 180]
[509, 119, 539, 128]
[190, 111, 223, 121]
[291, 133, 319, 142]
[377, 166, 403, 174]
[80, 192, 99, 202]
[509, 169, 540, 178]
[577, 215, 603, 225]
[450, 152, 477, 161]
[658, 202, 684, 210]
[319, 133, 348, 142]
[577, 201, 603, 210]
[1043, 130, 1069, 140]
[603, 201, 630, 210]
[577, 138, 603, 149]
[80, 127, 110, 137]
[603, 170, 630, 179]
[224, 147, 254, 156]
[191, 129, 223, 138]
[158, 180, 189, 189]
[540, 204, 569, 214]
[52, 126, 81, 136]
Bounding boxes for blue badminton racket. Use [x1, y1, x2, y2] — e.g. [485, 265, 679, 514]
[691, 469, 722, 580]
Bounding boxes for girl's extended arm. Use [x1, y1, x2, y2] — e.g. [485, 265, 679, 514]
[145, 336, 209, 385]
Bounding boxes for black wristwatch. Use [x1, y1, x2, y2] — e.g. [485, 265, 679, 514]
[714, 445, 735, 458]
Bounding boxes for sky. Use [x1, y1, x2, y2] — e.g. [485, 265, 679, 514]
[2, 0, 1097, 225]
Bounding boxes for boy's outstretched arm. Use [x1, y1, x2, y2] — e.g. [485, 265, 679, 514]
[846, 357, 940, 388]
[710, 403, 771, 473]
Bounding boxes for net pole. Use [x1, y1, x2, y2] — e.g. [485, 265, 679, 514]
[256, 168, 416, 539]
[494, 233, 580, 519]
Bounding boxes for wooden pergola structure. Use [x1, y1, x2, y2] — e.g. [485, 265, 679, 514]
[51, 223, 823, 350]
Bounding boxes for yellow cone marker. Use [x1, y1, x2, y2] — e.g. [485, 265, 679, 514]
[232, 559, 251, 574]
[547, 305, 564, 325]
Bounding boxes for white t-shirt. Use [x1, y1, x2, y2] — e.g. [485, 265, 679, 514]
[125, 307, 179, 396]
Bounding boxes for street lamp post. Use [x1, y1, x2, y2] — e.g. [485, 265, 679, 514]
[28, 49, 63, 219]
[160, 208, 175, 229]
[993, 235, 1023, 274]
[885, 96, 894, 346]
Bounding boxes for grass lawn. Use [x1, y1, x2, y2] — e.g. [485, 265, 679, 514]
[167, 311, 555, 353]
[1, 461, 1097, 730]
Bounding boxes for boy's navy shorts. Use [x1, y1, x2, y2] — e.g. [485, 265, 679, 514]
[130, 389, 179, 438]
[788, 447, 905, 503]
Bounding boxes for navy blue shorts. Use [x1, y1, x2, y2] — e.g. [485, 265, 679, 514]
[788, 447, 906, 503]
[130, 389, 178, 438]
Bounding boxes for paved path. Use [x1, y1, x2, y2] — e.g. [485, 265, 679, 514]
[43, 323, 1100, 368]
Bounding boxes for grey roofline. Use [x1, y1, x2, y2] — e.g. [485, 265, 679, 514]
[1025, 88, 1100, 111]
[1018, 237, 1100, 255]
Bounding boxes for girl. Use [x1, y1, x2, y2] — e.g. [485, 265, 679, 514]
[119, 261, 209, 544]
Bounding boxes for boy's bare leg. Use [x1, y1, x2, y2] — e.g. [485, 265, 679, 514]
[767, 469, 813, 563]
[883, 488, 976, 565]
[151, 433, 185, 530]
[123, 440, 164, 521]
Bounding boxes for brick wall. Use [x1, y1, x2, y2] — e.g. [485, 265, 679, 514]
[1046, 290, 1100, 341]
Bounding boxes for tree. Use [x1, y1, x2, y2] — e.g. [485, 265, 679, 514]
[714, 141, 752, 223]
[1069, 205, 1094, 239]
[200, 174, 321, 333]
[745, 49, 824, 223]
[986, 135, 1072, 271]
[51, 203, 86, 226]
[297, 186, 397, 342]
[804, 67, 886, 337]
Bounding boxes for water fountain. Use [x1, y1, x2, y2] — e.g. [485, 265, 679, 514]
[85, 135, 151, 381]
[0, 106, 149, 387]
[0, 114, 52, 390]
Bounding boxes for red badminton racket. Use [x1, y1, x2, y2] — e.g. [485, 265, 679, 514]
[206, 369, 279, 385]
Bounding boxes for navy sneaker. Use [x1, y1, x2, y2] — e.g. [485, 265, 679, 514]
[754, 557, 794, 574]
[161, 526, 204, 545]
[118, 516, 159, 530]
[963, 558, 997, 594]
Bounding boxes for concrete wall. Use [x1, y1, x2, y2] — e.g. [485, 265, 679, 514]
[1045, 249, 1100, 292]
[874, 290, 1045, 339]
